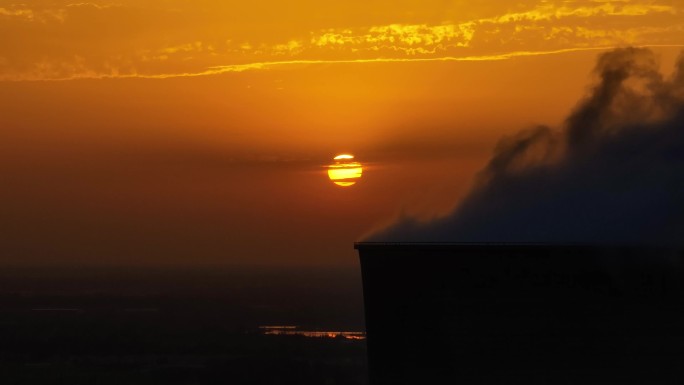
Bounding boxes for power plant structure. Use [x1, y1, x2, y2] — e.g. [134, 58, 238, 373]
[355, 243, 684, 385]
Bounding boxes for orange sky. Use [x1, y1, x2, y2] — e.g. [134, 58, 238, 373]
[1, 1, 683, 266]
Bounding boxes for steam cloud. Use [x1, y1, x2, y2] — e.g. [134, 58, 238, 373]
[371, 47, 684, 245]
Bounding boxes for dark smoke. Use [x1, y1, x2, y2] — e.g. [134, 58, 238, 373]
[370, 48, 684, 245]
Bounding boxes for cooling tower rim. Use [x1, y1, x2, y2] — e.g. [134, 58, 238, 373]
[354, 242, 683, 251]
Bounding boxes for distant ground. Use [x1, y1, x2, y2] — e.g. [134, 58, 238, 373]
[0, 266, 368, 385]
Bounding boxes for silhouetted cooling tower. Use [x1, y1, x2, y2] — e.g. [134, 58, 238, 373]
[356, 243, 684, 385]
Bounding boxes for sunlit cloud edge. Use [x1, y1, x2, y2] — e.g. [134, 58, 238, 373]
[4, 44, 684, 82]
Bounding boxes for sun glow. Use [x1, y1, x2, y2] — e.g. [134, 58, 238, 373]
[334, 154, 355, 160]
[328, 154, 363, 187]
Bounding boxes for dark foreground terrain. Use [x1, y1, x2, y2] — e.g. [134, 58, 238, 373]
[0, 266, 368, 385]
[358, 243, 684, 385]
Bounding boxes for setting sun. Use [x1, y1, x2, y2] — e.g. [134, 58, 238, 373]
[328, 155, 363, 187]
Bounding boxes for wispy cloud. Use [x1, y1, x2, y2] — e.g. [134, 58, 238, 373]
[0, 1, 681, 81]
[309, 23, 476, 55]
[0, 7, 33, 19]
[298, 2, 678, 57]
[8, 45, 684, 82]
[0, 6, 61, 22]
[484, 2, 675, 22]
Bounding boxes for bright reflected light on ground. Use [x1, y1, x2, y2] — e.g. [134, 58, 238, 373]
[259, 326, 366, 340]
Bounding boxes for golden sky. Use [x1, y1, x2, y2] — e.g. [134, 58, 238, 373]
[1, 1, 683, 265]
[0, 1, 682, 80]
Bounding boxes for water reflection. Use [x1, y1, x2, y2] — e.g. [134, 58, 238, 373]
[259, 325, 366, 340]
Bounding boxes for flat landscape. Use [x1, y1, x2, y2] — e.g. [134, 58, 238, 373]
[0, 267, 368, 385]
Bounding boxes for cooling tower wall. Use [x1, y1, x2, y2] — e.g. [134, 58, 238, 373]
[356, 244, 684, 385]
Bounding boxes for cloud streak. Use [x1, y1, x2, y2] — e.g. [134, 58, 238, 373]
[0, 1, 681, 81]
[306, 2, 677, 56]
[5, 45, 684, 82]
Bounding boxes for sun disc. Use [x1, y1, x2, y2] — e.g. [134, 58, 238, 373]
[334, 181, 357, 187]
[328, 154, 363, 187]
[334, 154, 355, 161]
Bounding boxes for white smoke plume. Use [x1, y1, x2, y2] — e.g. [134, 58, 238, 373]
[370, 47, 684, 246]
